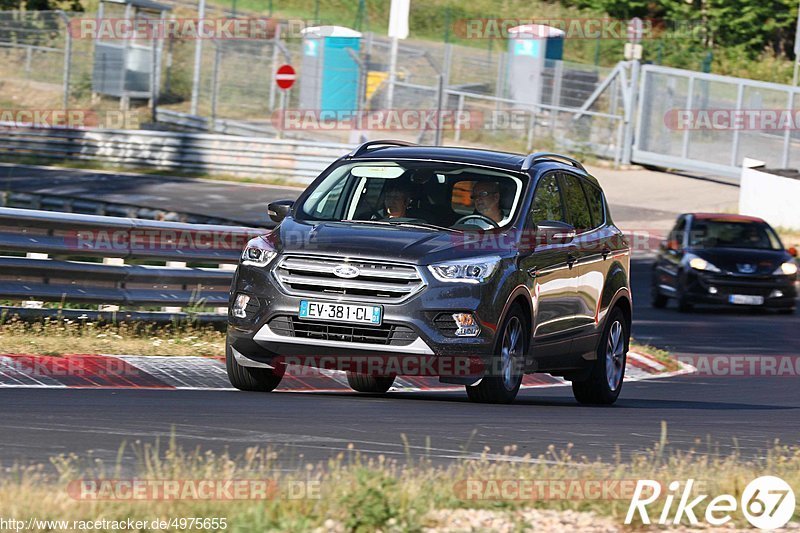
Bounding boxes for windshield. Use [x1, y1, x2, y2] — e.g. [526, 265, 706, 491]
[689, 220, 783, 250]
[296, 160, 526, 231]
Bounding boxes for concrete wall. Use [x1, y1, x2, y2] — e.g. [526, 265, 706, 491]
[740, 157, 800, 230]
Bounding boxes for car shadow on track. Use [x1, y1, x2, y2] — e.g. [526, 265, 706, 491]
[269, 390, 793, 411]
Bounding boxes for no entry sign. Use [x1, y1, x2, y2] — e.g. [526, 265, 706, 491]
[275, 64, 296, 90]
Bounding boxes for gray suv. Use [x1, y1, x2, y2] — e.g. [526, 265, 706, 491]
[226, 141, 632, 404]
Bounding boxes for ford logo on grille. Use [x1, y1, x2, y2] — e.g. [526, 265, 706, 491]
[333, 264, 360, 278]
[737, 263, 756, 274]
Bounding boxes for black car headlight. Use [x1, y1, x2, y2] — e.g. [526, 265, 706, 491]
[241, 236, 277, 267]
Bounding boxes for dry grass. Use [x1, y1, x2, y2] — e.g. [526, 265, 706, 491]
[0, 316, 224, 357]
[0, 425, 797, 531]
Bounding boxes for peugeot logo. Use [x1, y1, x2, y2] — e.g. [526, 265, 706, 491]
[737, 263, 756, 274]
[332, 264, 360, 278]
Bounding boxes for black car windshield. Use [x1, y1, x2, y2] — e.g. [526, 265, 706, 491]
[296, 160, 526, 231]
[689, 219, 783, 250]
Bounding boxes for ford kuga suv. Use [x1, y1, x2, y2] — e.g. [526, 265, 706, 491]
[227, 141, 632, 404]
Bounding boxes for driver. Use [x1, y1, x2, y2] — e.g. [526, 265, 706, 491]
[471, 181, 503, 223]
[382, 183, 412, 219]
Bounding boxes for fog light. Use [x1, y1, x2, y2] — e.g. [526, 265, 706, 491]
[770, 290, 784, 298]
[708, 286, 718, 295]
[233, 293, 251, 318]
[453, 313, 480, 337]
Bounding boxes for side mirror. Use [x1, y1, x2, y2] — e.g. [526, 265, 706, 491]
[789, 246, 798, 258]
[536, 220, 576, 245]
[267, 200, 294, 224]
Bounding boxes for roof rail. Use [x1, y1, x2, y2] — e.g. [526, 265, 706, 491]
[520, 152, 586, 172]
[347, 140, 417, 158]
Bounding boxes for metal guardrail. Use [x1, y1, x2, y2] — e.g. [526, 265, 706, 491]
[0, 207, 263, 324]
[1, 190, 246, 226]
[0, 125, 351, 184]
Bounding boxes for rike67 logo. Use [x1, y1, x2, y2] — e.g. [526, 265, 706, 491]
[626, 476, 796, 530]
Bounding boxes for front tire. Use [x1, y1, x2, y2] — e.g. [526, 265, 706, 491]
[571, 307, 628, 405]
[346, 373, 395, 393]
[651, 287, 668, 309]
[226, 341, 284, 392]
[466, 305, 527, 404]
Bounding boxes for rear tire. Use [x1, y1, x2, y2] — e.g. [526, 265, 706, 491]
[225, 341, 284, 392]
[465, 305, 527, 404]
[346, 373, 395, 393]
[571, 307, 628, 405]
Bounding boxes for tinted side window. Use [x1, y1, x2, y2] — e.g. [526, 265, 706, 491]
[561, 174, 592, 233]
[580, 180, 605, 228]
[530, 173, 565, 224]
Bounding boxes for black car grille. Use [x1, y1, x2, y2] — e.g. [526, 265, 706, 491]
[273, 255, 425, 303]
[701, 276, 786, 297]
[268, 316, 417, 346]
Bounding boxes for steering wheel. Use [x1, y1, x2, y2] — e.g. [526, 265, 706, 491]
[453, 214, 499, 229]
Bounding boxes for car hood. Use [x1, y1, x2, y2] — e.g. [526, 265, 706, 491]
[689, 247, 791, 275]
[273, 218, 511, 264]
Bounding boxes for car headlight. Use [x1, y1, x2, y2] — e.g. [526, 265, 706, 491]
[689, 257, 721, 273]
[428, 255, 501, 283]
[774, 261, 798, 276]
[241, 236, 277, 267]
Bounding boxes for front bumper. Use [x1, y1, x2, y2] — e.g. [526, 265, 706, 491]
[226, 260, 510, 375]
[684, 270, 797, 308]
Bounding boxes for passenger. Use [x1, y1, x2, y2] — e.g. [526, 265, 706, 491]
[471, 181, 503, 223]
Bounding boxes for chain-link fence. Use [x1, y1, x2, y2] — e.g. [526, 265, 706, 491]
[0, 8, 627, 162]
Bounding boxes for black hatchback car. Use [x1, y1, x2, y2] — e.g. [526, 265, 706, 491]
[227, 141, 632, 404]
[651, 213, 798, 313]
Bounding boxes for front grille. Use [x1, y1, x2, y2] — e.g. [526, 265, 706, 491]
[273, 255, 425, 303]
[268, 315, 417, 346]
[702, 276, 783, 297]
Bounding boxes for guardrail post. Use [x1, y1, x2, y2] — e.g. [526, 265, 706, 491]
[163, 261, 187, 314]
[100, 258, 125, 312]
[22, 252, 48, 309]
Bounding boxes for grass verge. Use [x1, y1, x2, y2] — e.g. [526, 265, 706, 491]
[0, 317, 224, 357]
[0, 426, 797, 531]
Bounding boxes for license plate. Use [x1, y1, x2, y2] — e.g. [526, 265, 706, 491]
[298, 300, 382, 325]
[729, 294, 764, 305]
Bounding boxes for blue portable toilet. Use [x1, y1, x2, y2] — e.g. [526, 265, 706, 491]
[506, 24, 565, 109]
[299, 26, 362, 118]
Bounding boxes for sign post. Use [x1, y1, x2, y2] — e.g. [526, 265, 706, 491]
[275, 64, 295, 138]
[386, 0, 410, 109]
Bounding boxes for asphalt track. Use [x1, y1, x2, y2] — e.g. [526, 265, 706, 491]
[0, 166, 798, 468]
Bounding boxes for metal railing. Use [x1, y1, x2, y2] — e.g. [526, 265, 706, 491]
[0, 207, 262, 324]
[0, 125, 350, 184]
